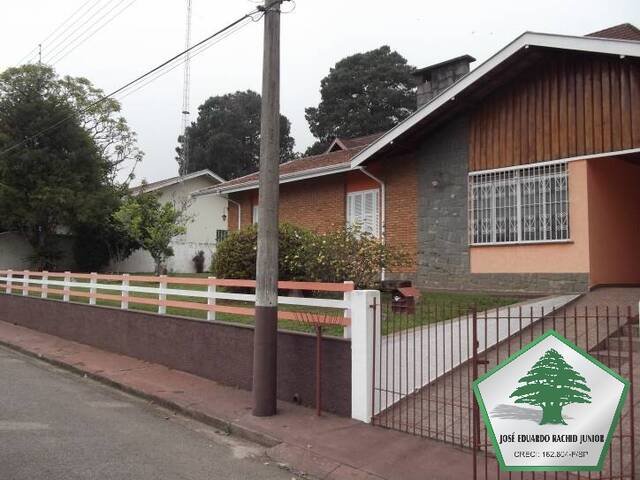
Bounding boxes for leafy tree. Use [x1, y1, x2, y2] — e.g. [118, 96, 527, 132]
[0, 64, 143, 270]
[305, 46, 416, 146]
[113, 189, 191, 274]
[304, 140, 330, 156]
[176, 90, 295, 179]
[510, 348, 592, 425]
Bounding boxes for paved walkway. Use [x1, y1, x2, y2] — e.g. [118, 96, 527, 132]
[0, 320, 489, 480]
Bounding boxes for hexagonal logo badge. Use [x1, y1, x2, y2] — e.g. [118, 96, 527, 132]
[472, 330, 629, 472]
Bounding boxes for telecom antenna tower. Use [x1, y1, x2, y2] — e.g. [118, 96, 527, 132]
[180, 0, 193, 175]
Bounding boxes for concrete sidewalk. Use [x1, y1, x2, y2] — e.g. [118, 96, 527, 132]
[0, 320, 486, 480]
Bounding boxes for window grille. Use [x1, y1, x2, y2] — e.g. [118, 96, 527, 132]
[216, 229, 228, 243]
[346, 189, 379, 237]
[468, 162, 569, 245]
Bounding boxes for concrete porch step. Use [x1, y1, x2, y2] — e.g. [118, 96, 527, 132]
[592, 349, 632, 368]
[621, 323, 640, 338]
[607, 336, 640, 352]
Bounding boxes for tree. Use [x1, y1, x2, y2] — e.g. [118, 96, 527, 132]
[113, 189, 191, 274]
[305, 46, 416, 146]
[176, 90, 295, 179]
[0, 64, 143, 270]
[510, 348, 592, 425]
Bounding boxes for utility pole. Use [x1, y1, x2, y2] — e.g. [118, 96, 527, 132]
[252, 0, 281, 417]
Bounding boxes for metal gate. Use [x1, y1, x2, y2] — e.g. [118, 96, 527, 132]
[371, 300, 638, 479]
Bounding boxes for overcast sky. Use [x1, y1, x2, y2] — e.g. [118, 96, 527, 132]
[2, 1, 639, 183]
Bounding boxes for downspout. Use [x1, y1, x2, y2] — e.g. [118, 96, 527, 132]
[226, 197, 242, 230]
[357, 166, 386, 281]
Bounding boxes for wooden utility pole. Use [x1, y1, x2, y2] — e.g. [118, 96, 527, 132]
[252, 0, 281, 417]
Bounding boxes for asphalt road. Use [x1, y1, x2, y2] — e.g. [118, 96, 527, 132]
[0, 346, 297, 480]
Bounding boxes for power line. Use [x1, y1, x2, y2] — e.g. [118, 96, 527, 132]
[49, 0, 140, 65]
[44, 0, 123, 63]
[0, 7, 264, 157]
[15, 0, 99, 65]
[115, 16, 256, 102]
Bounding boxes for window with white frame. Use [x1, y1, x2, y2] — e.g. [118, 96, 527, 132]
[346, 189, 379, 237]
[252, 204, 259, 224]
[468, 162, 569, 245]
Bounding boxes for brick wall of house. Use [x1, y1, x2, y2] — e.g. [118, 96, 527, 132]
[279, 175, 346, 233]
[228, 174, 347, 233]
[381, 156, 418, 276]
[225, 165, 419, 277]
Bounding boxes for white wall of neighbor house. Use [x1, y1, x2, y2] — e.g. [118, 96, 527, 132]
[0, 232, 75, 271]
[110, 176, 228, 274]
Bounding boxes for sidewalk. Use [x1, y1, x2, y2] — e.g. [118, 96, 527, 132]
[0, 320, 483, 480]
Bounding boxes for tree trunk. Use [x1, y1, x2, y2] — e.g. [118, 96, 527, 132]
[539, 403, 566, 425]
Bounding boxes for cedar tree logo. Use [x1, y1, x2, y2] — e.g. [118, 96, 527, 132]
[509, 348, 592, 425]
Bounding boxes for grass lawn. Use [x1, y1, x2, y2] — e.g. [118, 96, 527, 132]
[14, 272, 520, 337]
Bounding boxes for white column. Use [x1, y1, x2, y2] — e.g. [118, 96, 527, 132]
[6, 269, 13, 294]
[350, 289, 381, 423]
[63, 271, 71, 302]
[89, 272, 97, 305]
[22, 270, 29, 296]
[207, 276, 216, 321]
[342, 281, 354, 339]
[158, 275, 167, 314]
[41, 271, 48, 299]
[121, 274, 129, 310]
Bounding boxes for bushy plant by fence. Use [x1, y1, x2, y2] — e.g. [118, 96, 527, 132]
[212, 223, 408, 288]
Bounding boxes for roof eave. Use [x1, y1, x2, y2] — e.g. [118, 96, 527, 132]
[194, 162, 353, 197]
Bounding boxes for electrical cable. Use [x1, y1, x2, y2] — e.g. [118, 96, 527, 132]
[49, 0, 140, 65]
[0, 6, 267, 156]
[15, 0, 100, 65]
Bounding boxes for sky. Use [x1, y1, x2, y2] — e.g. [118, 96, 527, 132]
[1, 0, 639, 184]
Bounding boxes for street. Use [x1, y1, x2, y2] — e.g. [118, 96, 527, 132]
[0, 346, 298, 480]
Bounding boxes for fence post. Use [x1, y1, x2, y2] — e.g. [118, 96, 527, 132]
[350, 289, 381, 423]
[22, 270, 29, 296]
[6, 269, 12, 294]
[158, 275, 167, 314]
[342, 281, 354, 339]
[63, 271, 71, 302]
[121, 274, 129, 310]
[207, 276, 216, 321]
[89, 272, 97, 305]
[41, 271, 48, 299]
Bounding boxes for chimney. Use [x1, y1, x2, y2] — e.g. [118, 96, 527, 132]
[413, 54, 476, 108]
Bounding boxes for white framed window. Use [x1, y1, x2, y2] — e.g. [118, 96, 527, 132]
[468, 162, 569, 245]
[346, 189, 379, 237]
[252, 204, 259, 225]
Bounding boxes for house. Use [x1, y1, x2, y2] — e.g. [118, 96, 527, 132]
[110, 169, 228, 273]
[197, 23, 640, 294]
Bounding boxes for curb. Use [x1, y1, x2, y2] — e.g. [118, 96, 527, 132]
[0, 338, 282, 449]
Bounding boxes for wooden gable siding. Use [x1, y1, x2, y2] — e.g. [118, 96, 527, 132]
[469, 52, 640, 171]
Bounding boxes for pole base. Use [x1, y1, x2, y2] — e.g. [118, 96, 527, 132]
[252, 305, 278, 417]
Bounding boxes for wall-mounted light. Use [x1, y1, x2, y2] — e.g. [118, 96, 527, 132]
[222, 213, 227, 221]
[431, 180, 440, 188]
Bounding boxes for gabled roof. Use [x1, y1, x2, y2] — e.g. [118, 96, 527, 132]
[131, 169, 225, 195]
[587, 23, 640, 41]
[194, 147, 365, 196]
[351, 31, 640, 169]
[326, 132, 385, 152]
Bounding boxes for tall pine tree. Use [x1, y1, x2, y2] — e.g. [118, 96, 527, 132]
[510, 349, 591, 425]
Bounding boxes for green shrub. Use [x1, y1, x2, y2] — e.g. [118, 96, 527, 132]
[212, 223, 409, 289]
[211, 223, 312, 281]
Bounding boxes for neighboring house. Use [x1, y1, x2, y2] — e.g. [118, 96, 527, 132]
[110, 169, 228, 274]
[198, 23, 640, 294]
